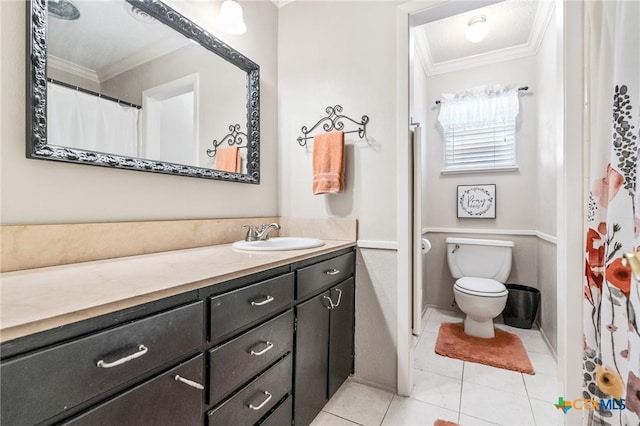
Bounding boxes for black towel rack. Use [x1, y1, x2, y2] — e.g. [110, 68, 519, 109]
[297, 105, 369, 147]
[206, 124, 248, 158]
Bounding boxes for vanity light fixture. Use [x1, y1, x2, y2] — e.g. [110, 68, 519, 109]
[465, 15, 489, 43]
[218, 0, 247, 35]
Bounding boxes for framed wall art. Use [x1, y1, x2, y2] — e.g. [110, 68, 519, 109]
[457, 184, 496, 219]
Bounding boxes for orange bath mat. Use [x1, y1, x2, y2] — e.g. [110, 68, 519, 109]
[434, 322, 534, 374]
[434, 420, 460, 426]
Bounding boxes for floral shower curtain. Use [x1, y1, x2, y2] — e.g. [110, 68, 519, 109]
[583, 1, 640, 425]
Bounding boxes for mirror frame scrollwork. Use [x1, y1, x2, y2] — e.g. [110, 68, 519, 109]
[26, 0, 260, 184]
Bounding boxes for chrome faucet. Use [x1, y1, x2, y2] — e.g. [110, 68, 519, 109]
[242, 223, 281, 241]
[256, 223, 280, 241]
[242, 225, 259, 241]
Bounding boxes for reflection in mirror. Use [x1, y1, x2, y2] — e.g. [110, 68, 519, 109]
[27, 0, 260, 182]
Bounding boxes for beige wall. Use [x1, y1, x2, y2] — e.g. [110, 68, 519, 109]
[424, 57, 539, 231]
[0, 0, 278, 225]
[277, 1, 400, 390]
[277, 1, 397, 243]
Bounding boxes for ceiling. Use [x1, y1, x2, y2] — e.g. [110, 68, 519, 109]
[413, 0, 555, 76]
[48, 0, 190, 83]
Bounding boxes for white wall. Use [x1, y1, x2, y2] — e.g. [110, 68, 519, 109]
[0, 0, 278, 225]
[535, 7, 558, 354]
[278, 1, 400, 390]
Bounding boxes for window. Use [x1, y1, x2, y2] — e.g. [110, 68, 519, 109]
[437, 86, 520, 173]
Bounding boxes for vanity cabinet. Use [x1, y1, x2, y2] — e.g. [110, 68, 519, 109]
[0, 247, 356, 426]
[294, 250, 356, 426]
[0, 301, 204, 426]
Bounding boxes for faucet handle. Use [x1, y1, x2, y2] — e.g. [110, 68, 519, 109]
[242, 225, 258, 241]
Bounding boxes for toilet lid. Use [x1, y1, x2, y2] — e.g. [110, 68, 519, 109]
[455, 277, 508, 297]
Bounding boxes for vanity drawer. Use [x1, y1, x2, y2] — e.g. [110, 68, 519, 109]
[0, 301, 203, 426]
[296, 251, 355, 299]
[62, 354, 204, 426]
[207, 353, 292, 426]
[257, 394, 292, 426]
[209, 272, 294, 344]
[208, 309, 293, 405]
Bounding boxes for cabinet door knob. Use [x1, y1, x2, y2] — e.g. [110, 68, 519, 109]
[248, 391, 273, 410]
[250, 295, 274, 306]
[174, 375, 204, 390]
[96, 344, 148, 368]
[249, 341, 274, 356]
[325, 269, 340, 275]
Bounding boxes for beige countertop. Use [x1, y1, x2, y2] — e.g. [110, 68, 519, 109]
[0, 240, 355, 343]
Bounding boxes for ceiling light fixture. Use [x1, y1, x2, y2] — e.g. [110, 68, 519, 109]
[218, 0, 247, 35]
[465, 16, 489, 43]
[48, 0, 80, 20]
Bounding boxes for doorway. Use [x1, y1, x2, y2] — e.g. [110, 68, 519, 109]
[396, 3, 584, 421]
[141, 74, 199, 165]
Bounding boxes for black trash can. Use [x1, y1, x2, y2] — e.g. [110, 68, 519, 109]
[502, 284, 541, 329]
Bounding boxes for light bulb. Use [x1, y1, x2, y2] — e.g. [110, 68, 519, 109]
[466, 16, 489, 43]
[218, 0, 247, 35]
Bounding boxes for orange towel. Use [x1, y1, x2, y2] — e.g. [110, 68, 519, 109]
[216, 147, 241, 173]
[312, 131, 345, 194]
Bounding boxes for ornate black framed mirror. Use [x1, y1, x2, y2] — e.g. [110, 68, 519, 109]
[27, 0, 260, 183]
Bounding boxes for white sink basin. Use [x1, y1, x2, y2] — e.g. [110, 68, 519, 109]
[232, 237, 325, 251]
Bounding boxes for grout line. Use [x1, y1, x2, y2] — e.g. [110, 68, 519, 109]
[457, 362, 465, 424]
[523, 378, 539, 425]
[322, 411, 366, 426]
[378, 394, 395, 426]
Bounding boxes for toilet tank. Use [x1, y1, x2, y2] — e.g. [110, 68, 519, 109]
[446, 237, 514, 282]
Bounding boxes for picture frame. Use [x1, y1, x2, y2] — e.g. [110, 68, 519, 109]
[457, 184, 496, 219]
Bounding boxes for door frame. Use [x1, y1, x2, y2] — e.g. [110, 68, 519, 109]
[395, 4, 584, 422]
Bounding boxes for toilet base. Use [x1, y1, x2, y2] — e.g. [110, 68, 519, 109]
[464, 316, 496, 339]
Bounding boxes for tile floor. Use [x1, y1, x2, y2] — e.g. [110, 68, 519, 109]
[310, 307, 564, 426]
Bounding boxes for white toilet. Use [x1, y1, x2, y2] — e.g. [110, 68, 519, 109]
[446, 237, 514, 338]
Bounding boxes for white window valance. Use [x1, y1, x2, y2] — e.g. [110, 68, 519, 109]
[437, 85, 520, 129]
[437, 85, 521, 172]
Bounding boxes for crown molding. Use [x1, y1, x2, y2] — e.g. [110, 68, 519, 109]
[270, 0, 297, 8]
[47, 55, 100, 84]
[416, 1, 555, 77]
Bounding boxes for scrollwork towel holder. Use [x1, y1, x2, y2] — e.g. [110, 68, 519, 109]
[297, 105, 370, 147]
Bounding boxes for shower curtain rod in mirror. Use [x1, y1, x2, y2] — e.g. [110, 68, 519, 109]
[46, 78, 142, 109]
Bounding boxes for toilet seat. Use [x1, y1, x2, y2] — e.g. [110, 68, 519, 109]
[454, 277, 508, 297]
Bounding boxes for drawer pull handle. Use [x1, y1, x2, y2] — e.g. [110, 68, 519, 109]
[248, 391, 273, 410]
[324, 288, 343, 309]
[323, 295, 334, 310]
[97, 344, 148, 368]
[174, 375, 204, 390]
[250, 341, 274, 356]
[331, 288, 343, 308]
[250, 295, 274, 306]
[326, 269, 341, 275]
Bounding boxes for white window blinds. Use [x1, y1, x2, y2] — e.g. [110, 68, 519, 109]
[437, 86, 520, 172]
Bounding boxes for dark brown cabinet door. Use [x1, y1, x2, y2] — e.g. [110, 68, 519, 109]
[328, 278, 355, 398]
[294, 291, 331, 426]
